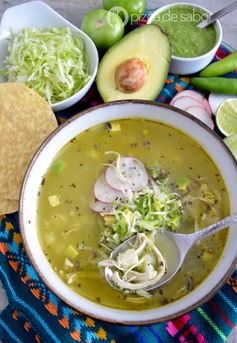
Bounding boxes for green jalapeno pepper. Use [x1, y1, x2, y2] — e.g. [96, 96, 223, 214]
[200, 52, 237, 77]
[191, 77, 237, 94]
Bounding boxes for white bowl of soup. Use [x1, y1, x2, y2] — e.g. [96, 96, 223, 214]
[19, 101, 237, 324]
[147, 3, 223, 75]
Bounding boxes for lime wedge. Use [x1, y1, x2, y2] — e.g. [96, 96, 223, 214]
[216, 99, 237, 136]
[224, 134, 237, 159]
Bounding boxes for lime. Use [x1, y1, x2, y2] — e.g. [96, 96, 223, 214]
[216, 99, 237, 136]
[224, 134, 237, 159]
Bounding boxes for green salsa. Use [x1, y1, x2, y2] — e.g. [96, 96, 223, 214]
[151, 5, 217, 58]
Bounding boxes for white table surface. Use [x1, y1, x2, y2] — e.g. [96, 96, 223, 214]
[0, 1, 236, 342]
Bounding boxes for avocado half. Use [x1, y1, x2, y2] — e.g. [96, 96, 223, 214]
[96, 24, 171, 102]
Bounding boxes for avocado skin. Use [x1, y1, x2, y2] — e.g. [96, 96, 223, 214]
[96, 24, 171, 102]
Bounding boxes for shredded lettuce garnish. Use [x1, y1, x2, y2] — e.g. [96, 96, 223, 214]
[99, 165, 182, 252]
[2, 27, 90, 104]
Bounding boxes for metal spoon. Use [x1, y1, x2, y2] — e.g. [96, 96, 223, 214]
[104, 212, 237, 292]
[198, 1, 237, 29]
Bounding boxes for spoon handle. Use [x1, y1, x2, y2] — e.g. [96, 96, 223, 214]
[198, 0, 237, 29]
[191, 212, 237, 242]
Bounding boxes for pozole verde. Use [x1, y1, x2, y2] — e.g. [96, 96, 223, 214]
[37, 118, 229, 310]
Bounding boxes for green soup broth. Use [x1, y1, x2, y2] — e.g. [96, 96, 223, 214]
[151, 5, 217, 58]
[37, 118, 229, 310]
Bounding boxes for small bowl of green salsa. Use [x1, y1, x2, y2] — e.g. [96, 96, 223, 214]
[148, 3, 222, 75]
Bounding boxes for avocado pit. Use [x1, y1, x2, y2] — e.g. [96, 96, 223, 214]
[115, 58, 147, 93]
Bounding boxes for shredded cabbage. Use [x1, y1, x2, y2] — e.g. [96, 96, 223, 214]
[99, 158, 183, 251]
[2, 27, 90, 104]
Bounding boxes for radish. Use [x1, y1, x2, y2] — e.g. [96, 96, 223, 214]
[186, 106, 214, 130]
[208, 93, 237, 116]
[94, 173, 124, 203]
[172, 96, 207, 112]
[105, 157, 148, 192]
[171, 90, 204, 105]
[91, 201, 113, 213]
[170, 90, 212, 117]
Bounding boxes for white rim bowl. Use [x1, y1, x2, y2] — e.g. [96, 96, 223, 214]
[19, 101, 237, 324]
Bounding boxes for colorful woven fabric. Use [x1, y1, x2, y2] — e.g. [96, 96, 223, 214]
[0, 23, 237, 343]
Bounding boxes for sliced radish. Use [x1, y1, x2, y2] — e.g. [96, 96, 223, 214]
[208, 93, 237, 116]
[171, 90, 212, 117]
[105, 157, 148, 192]
[94, 173, 124, 203]
[171, 90, 204, 105]
[172, 96, 207, 112]
[186, 106, 214, 130]
[91, 201, 113, 213]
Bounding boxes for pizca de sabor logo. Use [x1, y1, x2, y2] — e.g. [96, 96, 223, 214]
[106, 6, 129, 27]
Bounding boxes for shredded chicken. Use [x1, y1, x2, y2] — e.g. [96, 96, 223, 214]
[99, 233, 167, 291]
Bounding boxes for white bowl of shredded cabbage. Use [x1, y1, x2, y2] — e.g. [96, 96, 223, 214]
[0, 1, 99, 111]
